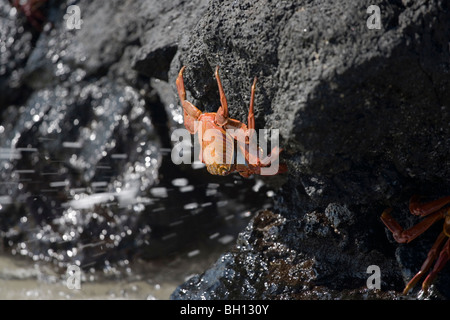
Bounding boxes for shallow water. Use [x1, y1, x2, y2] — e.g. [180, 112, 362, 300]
[0, 254, 170, 299]
[0, 242, 228, 300]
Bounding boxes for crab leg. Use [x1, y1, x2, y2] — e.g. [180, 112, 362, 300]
[259, 146, 282, 166]
[402, 232, 447, 294]
[225, 75, 281, 169]
[214, 68, 257, 164]
[176, 66, 202, 134]
[214, 66, 229, 126]
[409, 195, 450, 216]
[238, 76, 260, 165]
[244, 75, 286, 171]
[176, 66, 187, 101]
[421, 237, 450, 292]
[381, 208, 445, 243]
[247, 77, 257, 132]
[214, 66, 256, 133]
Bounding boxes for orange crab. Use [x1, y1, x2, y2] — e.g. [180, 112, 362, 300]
[381, 195, 450, 294]
[176, 66, 287, 178]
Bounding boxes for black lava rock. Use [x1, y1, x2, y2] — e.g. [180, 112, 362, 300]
[0, 0, 271, 271]
[169, 0, 450, 299]
[1, 0, 449, 299]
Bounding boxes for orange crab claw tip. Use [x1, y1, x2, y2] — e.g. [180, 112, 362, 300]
[402, 270, 427, 295]
[402, 281, 416, 295]
[403, 279, 418, 295]
[402, 287, 411, 295]
[421, 285, 430, 294]
[421, 273, 437, 293]
[178, 66, 186, 78]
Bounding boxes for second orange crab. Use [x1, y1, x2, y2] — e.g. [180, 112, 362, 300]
[176, 66, 287, 178]
[381, 195, 450, 294]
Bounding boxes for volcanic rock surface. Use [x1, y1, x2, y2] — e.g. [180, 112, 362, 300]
[1, 0, 449, 299]
[169, 0, 450, 299]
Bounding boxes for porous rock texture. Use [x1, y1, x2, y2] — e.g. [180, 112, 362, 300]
[1, 0, 449, 299]
[169, 0, 450, 299]
[0, 0, 269, 270]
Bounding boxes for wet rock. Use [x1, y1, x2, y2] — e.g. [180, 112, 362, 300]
[133, 44, 177, 81]
[2, 0, 449, 299]
[132, 0, 209, 81]
[172, 0, 450, 205]
[0, 1, 35, 108]
[170, 0, 450, 299]
[0, 78, 162, 267]
[171, 210, 404, 299]
[0, 0, 274, 271]
[131, 0, 210, 131]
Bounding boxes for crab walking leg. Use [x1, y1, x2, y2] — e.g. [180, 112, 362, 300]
[409, 195, 450, 216]
[238, 77, 260, 165]
[215, 66, 229, 126]
[381, 208, 445, 243]
[176, 66, 188, 101]
[421, 237, 450, 292]
[224, 77, 260, 166]
[246, 77, 282, 172]
[402, 232, 447, 294]
[183, 108, 201, 134]
[233, 128, 259, 166]
[214, 68, 260, 165]
[259, 146, 282, 166]
[231, 130, 283, 170]
[176, 66, 202, 134]
[247, 77, 257, 132]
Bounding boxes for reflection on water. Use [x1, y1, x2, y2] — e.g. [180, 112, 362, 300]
[0, 254, 170, 299]
[0, 238, 230, 300]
